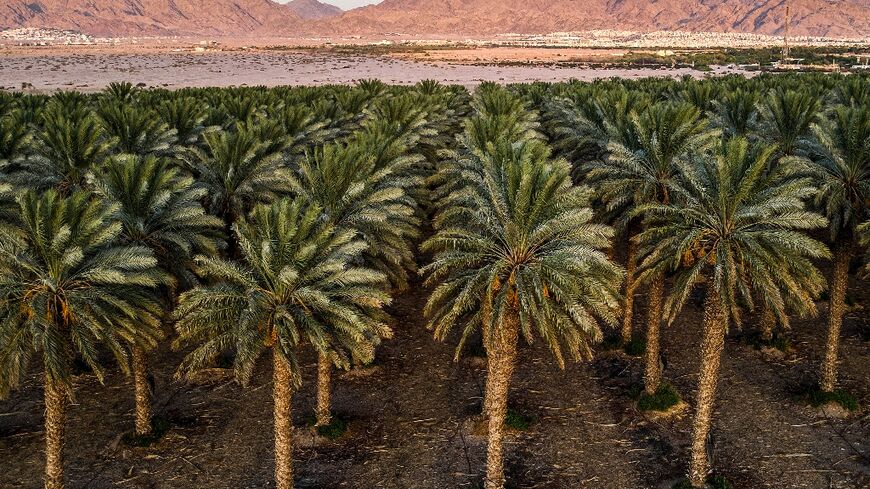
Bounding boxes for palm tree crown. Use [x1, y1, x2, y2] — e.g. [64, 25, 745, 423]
[11, 103, 114, 193]
[424, 136, 622, 364]
[96, 154, 224, 288]
[589, 101, 719, 221]
[638, 138, 829, 327]
[97, 101, 177, 156]
[180, 126, 291, 228]
[806, 105, 870, 242]
[0, 190, 165, 396]
[758, 87, 821, 157]
[173, 197, 391, 385]
[290, 138, 420, 290]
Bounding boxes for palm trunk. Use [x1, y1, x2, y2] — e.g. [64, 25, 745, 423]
[688, 289, 727, 487]
[44, 373, 66, 489]
[132, 345, 153, 436]
[759, 306, 775, 342]
[821, 243, 851, 393]
[621, 234, 639, 344]
[315, 352, 332, 427]
[484, 309, 520, 489]
[644, 274, 665, 395]
[273, 350, 294, 489]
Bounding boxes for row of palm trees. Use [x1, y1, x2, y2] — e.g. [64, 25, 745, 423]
[520, 73, 869, 486]
[0, 73, 867, 489]
[0, 80, 469, 489]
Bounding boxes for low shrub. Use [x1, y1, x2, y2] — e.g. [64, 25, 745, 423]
[806, 388, 858, 411]
[623, 338, 647, 357]
[672, 474, 732, 489]
[637, 384, 681, 412]
[505, 409, 537, 430]
[122, 416, 172, 447]
[316, 416, 349, 440]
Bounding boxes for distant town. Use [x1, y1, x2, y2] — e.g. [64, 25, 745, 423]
[2, 27, 868, 51]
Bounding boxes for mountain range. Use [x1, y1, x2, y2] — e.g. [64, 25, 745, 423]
[1, 0, 868, 39]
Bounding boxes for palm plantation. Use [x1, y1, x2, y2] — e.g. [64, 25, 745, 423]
[96, 154, 223, 435]
[172, 198, 391, 489]
[0, 75, 868, 489]
[425, 88, 622, 488]
[0, 191, 165, 489]
[805, 105, 870, 393]
[636, 138, 828, 486]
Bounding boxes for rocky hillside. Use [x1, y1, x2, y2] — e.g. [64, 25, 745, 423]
[323, 0, 870, 38]
[0, 0, 303, 37]
[286, 0, 342, 20]
[1, 0, 867, 38]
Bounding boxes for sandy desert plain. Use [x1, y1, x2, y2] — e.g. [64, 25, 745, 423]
[0, 37, 752, 92]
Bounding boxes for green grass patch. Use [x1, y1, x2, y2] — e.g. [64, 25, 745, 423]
[315, 417, 349, 440]
[505, 408, 537, 431]
[122, 416, 171, 447]
[672, 474, 733, 489]
[598, 336, 645, 355]
[806, 388, 858, 411]
[623, 338, 647, 357]
[637, 384, 681, 412]
[599, 336, 624, 352]
[744, 331, 791, 352]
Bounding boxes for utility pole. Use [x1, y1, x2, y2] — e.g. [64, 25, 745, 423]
[782, 0, 790, 62]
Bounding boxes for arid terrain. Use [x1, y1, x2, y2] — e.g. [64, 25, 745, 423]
[0, 50, 741, 92]
[3, 0, 869, 38]
[0, 264, 867, 489]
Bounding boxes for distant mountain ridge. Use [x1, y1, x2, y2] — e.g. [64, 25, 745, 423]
[0, 0, 304, 37]
[324, 0, 870, 39]
[286, 0, 343, 20]
[1, 0, 868, 39]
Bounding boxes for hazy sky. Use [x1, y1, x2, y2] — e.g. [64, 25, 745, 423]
[279, 0, 381, 10]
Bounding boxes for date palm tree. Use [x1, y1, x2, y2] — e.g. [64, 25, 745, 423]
[173, 197, 390, 489]
[710, 88, 760, 139]
[0, 190, 165, 489]
[758, 87, 820, 158]
[588, 101, 718, 394]
[179, 126, 291, 256]
[804, 105, 870, 392]
[289, 140, 417, 426]
[97, 102, 177, 156]
[424, 132, 621, 489]
[155, 96, 208, 147]
[9, 103, 114, 193]
[96, 154, 223, 436]
[636, 138, 828, 487]
[0, 109, 31, 167]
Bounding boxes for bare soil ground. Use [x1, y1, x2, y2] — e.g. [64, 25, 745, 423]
[0, 50, 742, 92]
[1, 261, 868, 488]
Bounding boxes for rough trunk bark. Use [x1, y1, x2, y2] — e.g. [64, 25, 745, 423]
[315, 352, 332, 427]
[484, 309, 520, 489]
[621, 233, 638, 344]
[759, 306, 775, 342]
[821, 243, 851, 393]
[132, 345, 153, 436]
[273, 350, 294, 489]
[44, 373, 66, 489]
[644, 274, 665, 395]
[688, 289, 727, 487]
